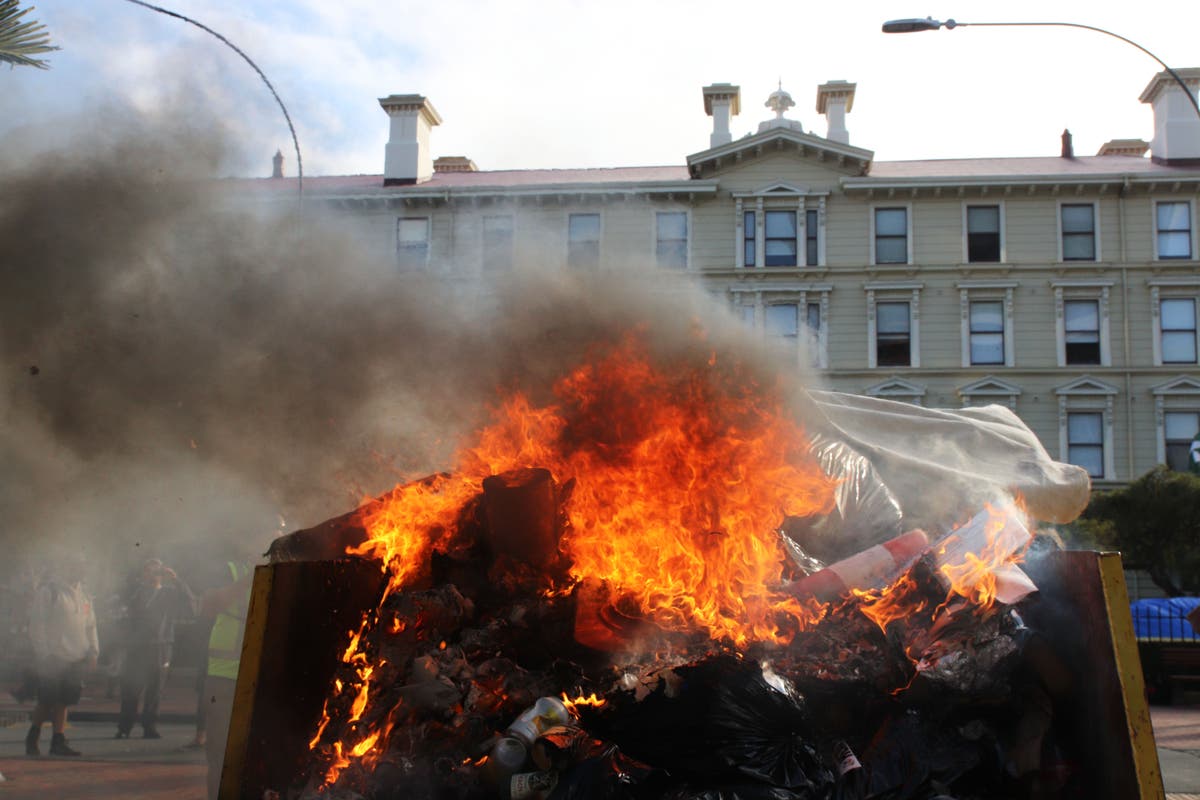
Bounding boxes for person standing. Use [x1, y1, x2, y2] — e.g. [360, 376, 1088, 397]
[25, 556, 99, 757]
[115, 558, 197, 739]
[203, 559, 254, 800]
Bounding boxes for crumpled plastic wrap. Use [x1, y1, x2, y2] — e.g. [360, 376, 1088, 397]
[782, 434, 904, 568]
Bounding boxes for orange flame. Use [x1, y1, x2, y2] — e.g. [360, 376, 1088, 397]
[311, 332, 839, 784]
[561, 692, 607, 712]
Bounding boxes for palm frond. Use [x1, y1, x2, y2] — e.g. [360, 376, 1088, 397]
[0, 0, 58, 69]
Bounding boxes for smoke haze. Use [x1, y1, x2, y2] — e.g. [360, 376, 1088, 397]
[1, 101, 819, 596]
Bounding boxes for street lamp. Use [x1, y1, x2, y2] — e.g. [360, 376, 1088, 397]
[882, 17, 1200, 122]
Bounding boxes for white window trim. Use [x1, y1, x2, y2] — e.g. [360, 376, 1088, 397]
[566, 211, 603, 268]
[729, 284, 832, 369]
[870, 203, 913, 265]
[653, 208, 691, 271]
[961, 201, 1007, 264]
[733, 186, 829, 271]
[1056, 376, 1118, 480]
[1152, 198, 1197, 262]
[1052, 280, 1113, 368]
[957, 376, 1023, 411]
[865, 281, 922, 369]
[1152, 376, 1200, 465]
[865, 376, 927, 407]
[1056, 200, 1101, 263]
[396, 216, 431, 269]
[957, 281, 1017, 368]
[1149, 278, 1200, 366]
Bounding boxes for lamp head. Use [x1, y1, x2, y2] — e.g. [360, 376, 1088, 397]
[882, 17, 957, 33]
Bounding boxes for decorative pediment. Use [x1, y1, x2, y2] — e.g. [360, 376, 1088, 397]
[761, 182, 808, 194]
[1151, 375, 1200, 396]
[1055, 375, 1119, 396]
[864, 376, 926, 398]
[686, 126, 874, 179]
[958, 376, 1023, 397]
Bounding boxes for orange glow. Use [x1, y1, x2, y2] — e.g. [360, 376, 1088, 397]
[561, 692, 607, 712]
[310, 332, 840, 785]
[350, 730, 380, 758]
[347, 665, 374, 723]
[936, 501, 1031, 609]
[852, 500, 1034, 690]
[852, 575, 930, 635]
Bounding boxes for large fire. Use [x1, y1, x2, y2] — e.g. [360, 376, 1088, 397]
[349, 332, 836, 643]
[305, 331, 1034, 790]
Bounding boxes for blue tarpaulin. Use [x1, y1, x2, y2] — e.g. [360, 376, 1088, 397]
[1131, 597, 1200, 640]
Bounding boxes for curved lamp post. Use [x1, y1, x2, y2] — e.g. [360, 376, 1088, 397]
[125, 0, 304, 201]
[882, 17, 1200, 122]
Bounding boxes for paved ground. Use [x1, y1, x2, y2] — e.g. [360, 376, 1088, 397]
[3, 679, 1200, 798]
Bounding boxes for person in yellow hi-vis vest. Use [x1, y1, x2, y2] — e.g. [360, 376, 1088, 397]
[201, 560, 253, 800]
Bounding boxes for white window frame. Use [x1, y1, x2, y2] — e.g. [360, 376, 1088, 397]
[1052, 280, 1112, 368]
[396, 216, 431, 270]
[728, 284, 831, 369]
[1153, 199, 1196, 261]
[654, 209, 690, 270]
[1057, 200, 1101, 263]
[1056, 376, 1118, 480]
[958, 281, 1017, 368]
[870, 204, 913, 265]
[1152, 376, 1200, 468]
[734, 189, 826, 270]
[1149, 279, 1200, 366]
[566, 212, 602, 269]
[866, 282, 922, 368]
[962, 202, 1006, 264]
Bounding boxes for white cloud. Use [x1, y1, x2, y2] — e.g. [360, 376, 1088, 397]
[11, 0, 1198, 175]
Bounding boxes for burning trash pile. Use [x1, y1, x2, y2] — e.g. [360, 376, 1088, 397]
[271, 334, 1084, 800]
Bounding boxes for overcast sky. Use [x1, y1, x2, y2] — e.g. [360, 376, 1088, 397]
[6, 0, 1199, 178]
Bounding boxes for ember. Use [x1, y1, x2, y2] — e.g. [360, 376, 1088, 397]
[265, 333, 1093, 800]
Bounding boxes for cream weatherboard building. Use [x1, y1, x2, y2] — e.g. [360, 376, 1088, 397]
[254, 71, 1200, 491]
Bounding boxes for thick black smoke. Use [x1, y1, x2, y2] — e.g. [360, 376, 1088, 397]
[0, 104, 804, 584]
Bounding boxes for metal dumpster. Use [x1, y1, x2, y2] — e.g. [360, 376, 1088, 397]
[217, 550, 1164, 799]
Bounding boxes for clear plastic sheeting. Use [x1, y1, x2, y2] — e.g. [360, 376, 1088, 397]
[782, 435, 904, 566]
[805, 391, 1091, 530]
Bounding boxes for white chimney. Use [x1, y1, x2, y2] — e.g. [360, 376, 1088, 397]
[816, 80, 856, 145]
[1139, 68, 1200, 165]
[702, 84, 741, 148]
[379, 94, 443, 185]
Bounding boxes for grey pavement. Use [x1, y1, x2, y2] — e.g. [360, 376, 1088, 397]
[0, 718, 204, 764]
[1, 704, 1200, 796]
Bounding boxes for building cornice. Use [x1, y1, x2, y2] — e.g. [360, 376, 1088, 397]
[842, 174, 1200, 197]
[318, 179, 721, 206]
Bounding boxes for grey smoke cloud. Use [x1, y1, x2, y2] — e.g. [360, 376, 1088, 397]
[0, 100, 813, 582]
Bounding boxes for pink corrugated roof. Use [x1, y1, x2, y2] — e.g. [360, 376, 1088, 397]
[864, 155, 1190, 179]
[228, 156, 1194, 195]
[230, 166, 692, 194]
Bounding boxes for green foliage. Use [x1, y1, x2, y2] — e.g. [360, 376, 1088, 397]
[0, 0, 57, 69]
[1081, 466, 1200, 596]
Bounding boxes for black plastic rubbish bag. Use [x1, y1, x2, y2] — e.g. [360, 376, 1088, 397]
[586, 655, 834, 797]
[859, 711, 983, 800]
[547, 743, 662, 800]
[662, 785, 817, 800]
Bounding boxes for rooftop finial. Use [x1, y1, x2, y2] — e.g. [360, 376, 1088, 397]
[766, 83, 795, 119]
